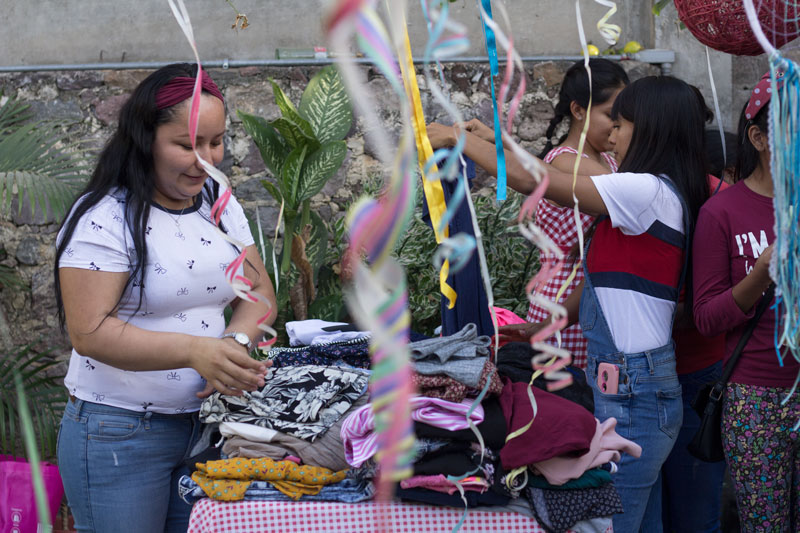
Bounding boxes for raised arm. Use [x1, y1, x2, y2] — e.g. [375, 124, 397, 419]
[427, 122, 608, 216]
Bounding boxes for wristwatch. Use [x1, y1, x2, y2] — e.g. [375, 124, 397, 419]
[221, 332, 252, 351]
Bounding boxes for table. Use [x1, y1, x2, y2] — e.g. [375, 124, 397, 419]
[187, 499, 613, 532]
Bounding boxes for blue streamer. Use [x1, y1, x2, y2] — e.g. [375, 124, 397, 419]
[478, 0, 507, 202]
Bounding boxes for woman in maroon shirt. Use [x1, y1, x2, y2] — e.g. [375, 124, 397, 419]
[692, 72, 800, 532]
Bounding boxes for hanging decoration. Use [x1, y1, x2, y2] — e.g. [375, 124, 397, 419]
[742, 0, 800, 399]
[166, 0, 277, 352]
[326, 0, 417, 504]
[674, 0, 800, 56]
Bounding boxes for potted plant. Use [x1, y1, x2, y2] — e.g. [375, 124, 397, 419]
[238, 65, 353, 324]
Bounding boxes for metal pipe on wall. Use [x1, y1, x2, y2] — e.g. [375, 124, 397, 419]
[0, 55, 629, 73]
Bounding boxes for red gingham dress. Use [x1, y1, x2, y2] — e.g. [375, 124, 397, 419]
[525, 147, 618, 369]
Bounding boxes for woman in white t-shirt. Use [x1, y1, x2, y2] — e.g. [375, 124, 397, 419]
[431, 76, 710, 532]
[54, 63, 276, 533]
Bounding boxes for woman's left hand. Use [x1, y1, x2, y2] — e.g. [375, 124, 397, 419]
[427, 122, 458, 149]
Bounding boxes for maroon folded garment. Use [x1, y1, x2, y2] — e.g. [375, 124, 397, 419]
[499, 377, 597, 469]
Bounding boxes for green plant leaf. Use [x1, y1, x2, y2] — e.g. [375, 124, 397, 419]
[0, 264, 28, 291]
[305, 210, 329, 279]
[270, 81, 318, 145]
[299, 65, 354, 144]
[269, 117, 320, 152]
[652, 0, 672, 16]
[0, 343, 66, 458]
[296, 141, 346, 203]
[238, 110, 288, 178]
[281, 145, 307, 209]
[260, 178, 283, 205]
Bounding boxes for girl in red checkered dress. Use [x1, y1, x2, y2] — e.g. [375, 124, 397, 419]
[524, 59, 629, 369]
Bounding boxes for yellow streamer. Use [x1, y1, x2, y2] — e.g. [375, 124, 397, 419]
[396, 16, 457, 308]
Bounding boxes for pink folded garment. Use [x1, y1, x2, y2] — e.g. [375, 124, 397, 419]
[492, 307, 526, 326]
[532, 417, 642, 486]
[341, 397, 485, 467]
[400, 474, 489, 495]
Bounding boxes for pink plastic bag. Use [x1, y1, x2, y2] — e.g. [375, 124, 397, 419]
[0, 455, 64, 533]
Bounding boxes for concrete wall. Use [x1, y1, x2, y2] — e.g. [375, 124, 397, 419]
[1, 1, 651, 65]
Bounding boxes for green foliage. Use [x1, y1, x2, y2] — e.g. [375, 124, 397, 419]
[240, 65, 353, 321]
[315, 180, 539, 336]
[1, 343, 67, 459]
[652, 0, 672, 16]
[395, 188, 539, 335]
[0, 92, 89, 221]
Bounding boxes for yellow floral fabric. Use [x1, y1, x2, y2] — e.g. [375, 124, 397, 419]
[192, 457, 348, 501]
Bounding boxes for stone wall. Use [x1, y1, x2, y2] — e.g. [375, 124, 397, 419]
[0, 60, 659, 356]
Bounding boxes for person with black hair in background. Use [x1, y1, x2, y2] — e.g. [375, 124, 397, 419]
[431, 75, 710, 531]
[443, 58, 628, 370]
[54, 63, 276, 533]
[693, 72, 800, 532]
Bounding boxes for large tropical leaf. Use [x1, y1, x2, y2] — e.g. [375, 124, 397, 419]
[269, 116, 320, 152]
[269, 81, 318, 145]
[0, 92, 32, 132]
[281, 145, 307, 209]
[238, 110, 288, 178]
[299, 65, 353, 144]
[296, 141, 346, 203]
[305, 210, 329, 278]
[0, 343, 66, 458]
[260, 178, 283, 205]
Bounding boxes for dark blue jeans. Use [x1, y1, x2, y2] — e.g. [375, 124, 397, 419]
[661, 361, 725, 533]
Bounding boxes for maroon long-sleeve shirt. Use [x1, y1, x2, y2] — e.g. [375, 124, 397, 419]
[692, 180, 797, 388]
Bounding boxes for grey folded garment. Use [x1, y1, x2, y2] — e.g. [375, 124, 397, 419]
[409, 323, 491, 388]
[221, 394, 368, 471]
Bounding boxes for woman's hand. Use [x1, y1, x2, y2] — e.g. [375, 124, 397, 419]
[189, 336, 271, 398]
[427, 122, 458, 149]
[459, 118, 495, 143]
[497, 322, 547, 344]
[752, 243, 774, 283]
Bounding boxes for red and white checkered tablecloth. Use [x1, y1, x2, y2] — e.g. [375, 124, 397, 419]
[187, 499, 613, 533]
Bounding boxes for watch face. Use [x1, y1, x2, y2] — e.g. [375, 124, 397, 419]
[234, 332, 249, 345]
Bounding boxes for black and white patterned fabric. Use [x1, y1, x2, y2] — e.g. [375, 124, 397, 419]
[199, 365, 370, 441]
[526, 484, 622, 533]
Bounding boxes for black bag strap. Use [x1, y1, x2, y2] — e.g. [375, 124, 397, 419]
[710, 283, 775, 400]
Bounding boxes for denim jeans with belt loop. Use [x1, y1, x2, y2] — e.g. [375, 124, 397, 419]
[57, 397, 202, 533]
[580, 263, 683, 532]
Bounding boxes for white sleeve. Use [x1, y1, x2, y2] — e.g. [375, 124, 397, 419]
[590, 172, 681, 235]
[222, 194, 255, 247]
[57, 197, 131, 272]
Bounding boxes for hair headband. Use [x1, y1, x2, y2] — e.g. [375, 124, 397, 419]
[155, 70, 225, 110]
[745, 70, 785, 120]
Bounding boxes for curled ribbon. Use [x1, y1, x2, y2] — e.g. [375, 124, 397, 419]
[327, 0, 417, 505]
[166, 0, 277, 351]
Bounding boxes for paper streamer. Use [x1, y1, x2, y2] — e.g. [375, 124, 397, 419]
[478, 1, 572, 392]
[166, 0, 277, 351]
[326, 0, 417, 504]
[743, 0, 800, 406]
[395, 13, 458, 308]
[477, 0, 508, 202]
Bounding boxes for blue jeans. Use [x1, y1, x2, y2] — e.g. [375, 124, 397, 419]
[57, 398, 202, 533]
[585, 347, 683, 533]
[661, 361, 725, 533]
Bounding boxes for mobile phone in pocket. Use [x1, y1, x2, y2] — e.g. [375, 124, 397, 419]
[597, 362, 620, 394]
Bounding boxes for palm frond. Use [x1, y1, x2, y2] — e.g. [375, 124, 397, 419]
[0, 343, 67, 458]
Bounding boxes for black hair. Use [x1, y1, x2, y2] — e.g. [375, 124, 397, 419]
[610, 76, 709, 315]
[704, 128, 738, 179]
[733, 100, 769, 182]
[54, 63, 229, 331]
[539, 58, 629, 158]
